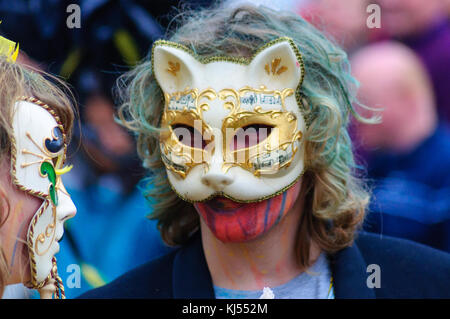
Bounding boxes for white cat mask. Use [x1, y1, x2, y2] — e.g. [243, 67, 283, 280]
[153, 37, 307, 202]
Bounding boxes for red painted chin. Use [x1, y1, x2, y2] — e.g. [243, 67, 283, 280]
[194, 184, 300, 243]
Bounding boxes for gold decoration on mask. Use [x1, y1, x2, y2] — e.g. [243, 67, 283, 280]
[159, 85, 304, 179]
[166, 61, 180, 76]
[34, 202, 57, 257]
[160, 88, 216, 178]
[55, 174, 70, 196]
[264, 58, 288, 76]
[220, 86, 302, 176]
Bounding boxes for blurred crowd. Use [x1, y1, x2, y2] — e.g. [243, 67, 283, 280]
[298, 0, 450, 253]
[1, 0, 449, 298]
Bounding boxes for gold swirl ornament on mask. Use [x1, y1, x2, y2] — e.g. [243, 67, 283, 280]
[160, 88, 216, 178]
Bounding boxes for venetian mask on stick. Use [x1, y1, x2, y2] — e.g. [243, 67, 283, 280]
[11, 96, 76, 299]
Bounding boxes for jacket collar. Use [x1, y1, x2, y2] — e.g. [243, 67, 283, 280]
[329, 238, 376, 299]
[172, 231, 376, 299]
[172, 232, 215, 298]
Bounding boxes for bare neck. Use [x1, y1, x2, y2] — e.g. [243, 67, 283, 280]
[200, 195, 320, 291]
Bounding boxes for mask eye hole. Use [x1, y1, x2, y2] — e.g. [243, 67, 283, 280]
[172, 124, 208, 149]
[51, 155, 62, 169]
[232, 124, 273, 151]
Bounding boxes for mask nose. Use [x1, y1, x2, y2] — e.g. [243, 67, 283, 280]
[56, 189, 77, 222]
[201, 127, 234, 191]
[201, 173, 233, 191]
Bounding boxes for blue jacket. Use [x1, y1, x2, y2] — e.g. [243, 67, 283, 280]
[79, 231, 450, 299]
[363, 125, 450, 252]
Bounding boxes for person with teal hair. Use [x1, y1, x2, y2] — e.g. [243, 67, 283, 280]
[80, 4, 450, 299]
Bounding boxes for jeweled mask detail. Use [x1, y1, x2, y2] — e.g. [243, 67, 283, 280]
[153, 37, 307, 202]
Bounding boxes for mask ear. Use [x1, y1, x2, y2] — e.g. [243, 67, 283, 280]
[248, 39, 303, 90]
[152, 42, 200, 93]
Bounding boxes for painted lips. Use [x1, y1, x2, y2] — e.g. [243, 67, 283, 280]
[195, 183, 300, 243]
[205, 196, 247, 211]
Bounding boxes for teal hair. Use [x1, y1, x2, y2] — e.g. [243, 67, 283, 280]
[117, 4, 374, 261]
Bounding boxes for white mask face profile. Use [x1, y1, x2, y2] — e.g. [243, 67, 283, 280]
[153, 37, 307, 203]
[11, 98, 76, 289]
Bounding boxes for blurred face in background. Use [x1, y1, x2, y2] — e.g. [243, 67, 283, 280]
[83, 94, 134, 173]
[351, 42, 436, 153]
[377, 0, 445, 37]
[300, 0, 368, 51]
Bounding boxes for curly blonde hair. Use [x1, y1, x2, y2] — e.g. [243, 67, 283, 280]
[117, 5, 374, 269]
[0, 56, 75, 296]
